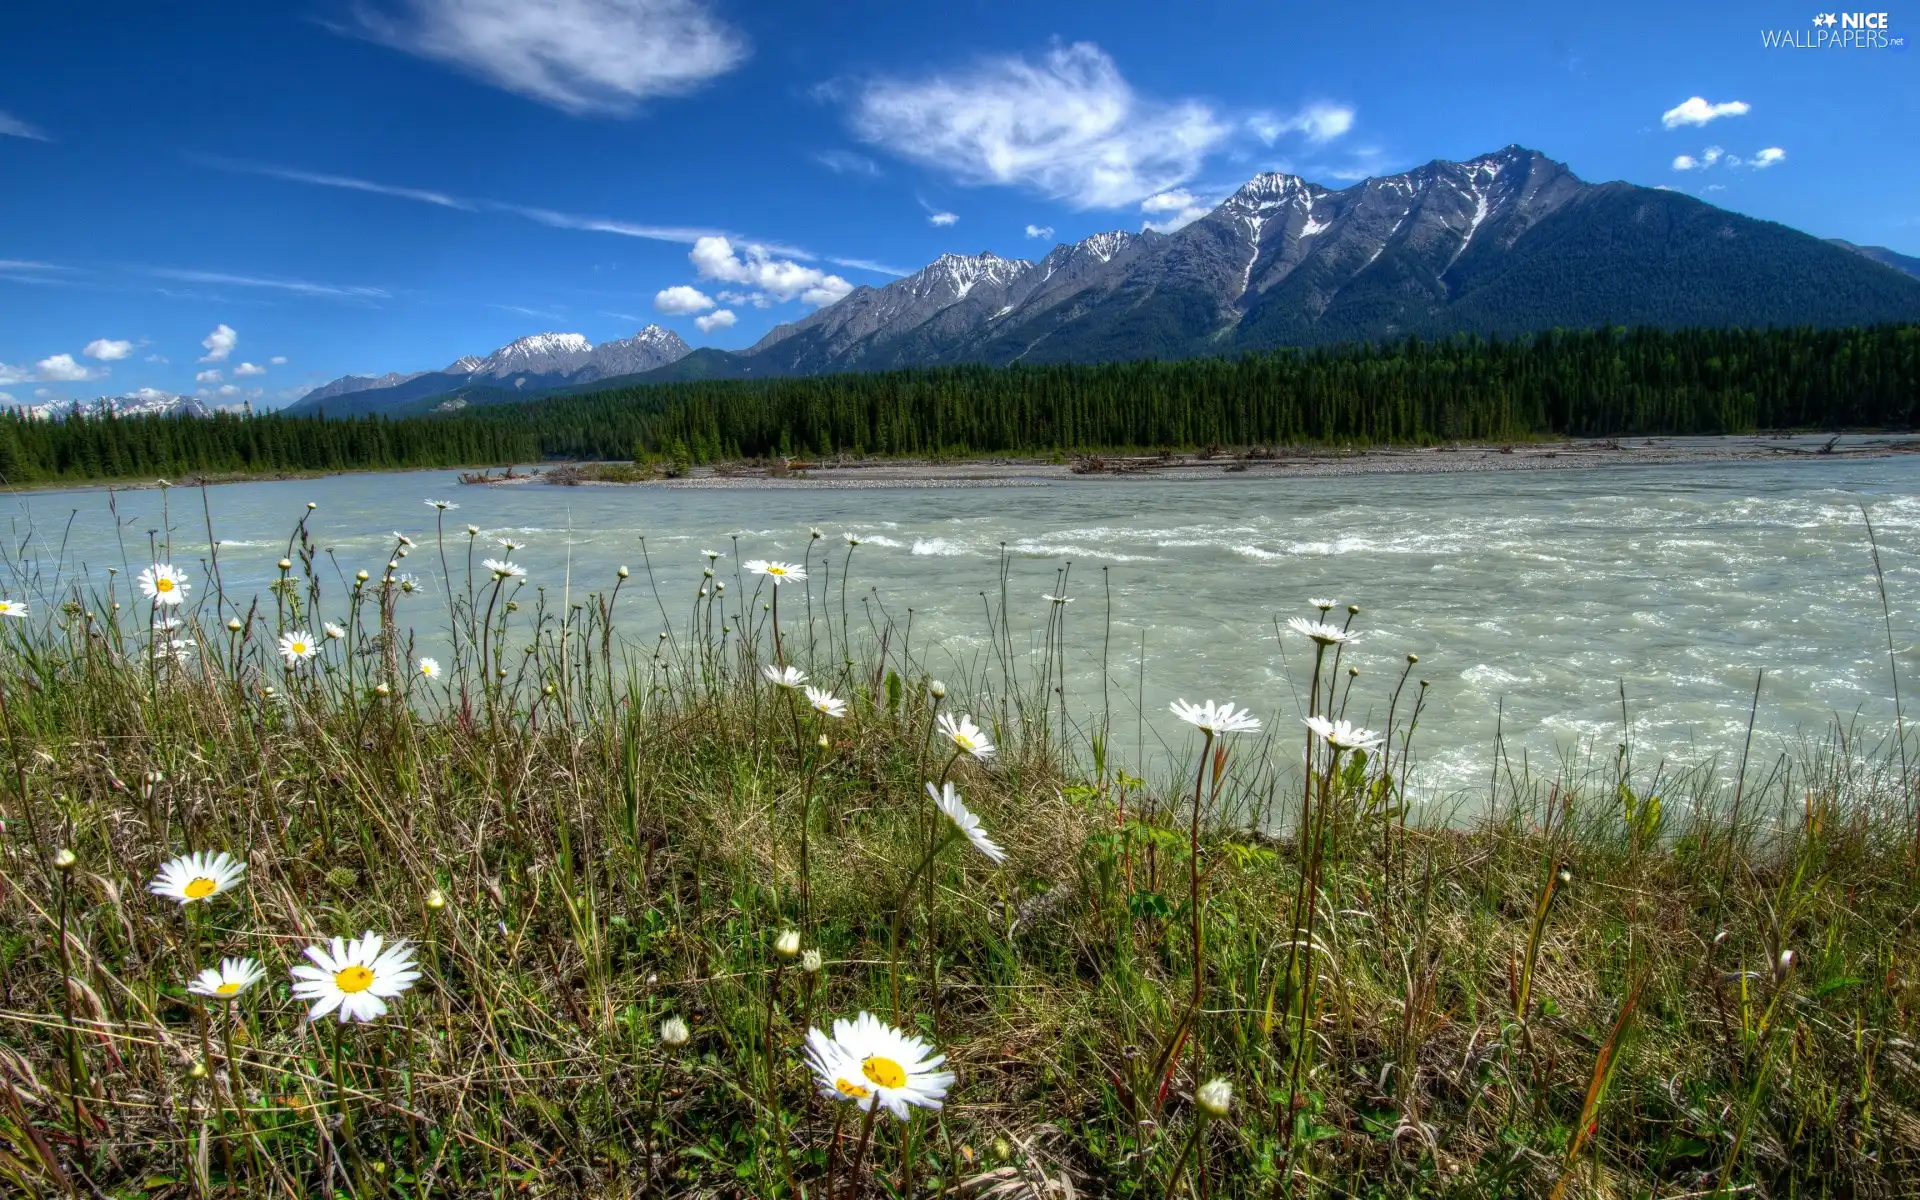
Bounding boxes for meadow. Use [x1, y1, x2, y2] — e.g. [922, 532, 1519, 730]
[0, 490, 1915, 1198]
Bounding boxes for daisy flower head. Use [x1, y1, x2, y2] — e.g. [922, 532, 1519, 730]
[482, 558, 526, 580]
[804, 1012, 955, 1121]
[744, 559, 806, 584]
[278, 630, 318, 666]
[1042, 594, 1073, 605]
[289, 932, 420, 1024]
[844, 533, 863, 547]
[324, 622, 346, 640]
[937, 712, 995, 760]
[498, 538, 525, 552]
[0, 599, 26, 619]
[416, 657, 441, 679]
[927, 781, 1006, 863]
[1169, 699, 1262, 736]
[138, 563, 190, 606]
[763, 664, 807, 689]
[425, 499, 458, 511]
[152, 616, 182, 631]
[149, 850, 246, 906]
[701, 549, 721, 561]
[1308, 597, 1336, 612]
[1304, 716, 1382, 753]
[1285, 616, 1356, 647]
[805, 685, 846, 718]
[189, 957, 266, 1001]
[393, 532, 415, 549]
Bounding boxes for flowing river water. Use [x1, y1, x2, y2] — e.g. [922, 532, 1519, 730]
[4, 456, 1918, 798]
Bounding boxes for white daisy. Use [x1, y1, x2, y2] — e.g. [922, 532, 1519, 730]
[278, 630, 318, 666]
[148, 850, 245, 906]
[936, 713, 995, 760]
[844, 534, 863, 547]
[152, 638, 196, 662]
[1304, 716, 1382, 753]
[189, 957, 266, 1001]
[498, 538, 525, 552]
[416, 657, 441, 679]
[482, 558, 526, 580]
[425, 499, 458, 511]
[151, 616, 182, 631]
[392, 533, 415, 548]
[0, 599, 28, 618]
[138, 564, 190, 606]
[744, 559, 806, 584]
[701, 549, 721, 560]
[1285, 616, 1357, 647]
[1169, 699, 1263, 736]
[927, 781, 1006, 863]
[1042, 594, 1073, 605]
[1307, 597, 1336, 612]
[289, 932, 421, 1024]
[763, 664, 807, 689]
[804, 1012, 955, 1121]
[323, 622, 346, 640]
[805, 685, 845, 719]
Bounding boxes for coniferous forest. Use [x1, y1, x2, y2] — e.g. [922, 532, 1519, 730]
[4, 324, 1917, 484]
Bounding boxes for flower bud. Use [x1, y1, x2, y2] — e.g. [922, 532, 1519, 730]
[660, 1017, 690, 1047]
[1407, 653, 1419, 665]
[1774, 949, 1796, 985]
[930, 680, 947, 700]
[801, 949, 822, 973]
[1196, 1077, 1232, 1117]
[53, 847, 78, 872]
[306, 502, 317, 510]
[774, 929, 801, 959]
[617, 566, 630, 579]
[227, 617, 243, 632]
[374, 683, 391, 697]
[1348, 604, 1360, 615]
[817, 734, 830, 749]
[278, 558, 292, 571]
[188, 1061, 208, 1080]
[425, 888, 447, 910]
[466, 525, 479, 536]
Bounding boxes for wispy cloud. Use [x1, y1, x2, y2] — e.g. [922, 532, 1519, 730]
[344, 0, 747, 116]
[1139, 188, 1212, 232]
[198, 157, 472, 208]
[1661, 97, 1750, 129]
[149, 268, 389, 300]
[815, 149, 881, 177]
[845, 42, 1354, 209]
[0, 111, 50, 141]
[199, 158, 901, 274]
[825, 256, 907, 277]
[489, 303, 566, 321]
[927, 210, 959, 227]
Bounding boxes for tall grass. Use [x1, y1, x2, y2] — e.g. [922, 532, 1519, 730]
[0, 492, 1916, 1198]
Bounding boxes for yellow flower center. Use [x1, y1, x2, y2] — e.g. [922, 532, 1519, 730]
[334, 965, 375, 993]
[767, 567, 786, 576]
[291, 642, 308, 655]
[862, 1055, 907, 1090]
[955, 734, 977, 750]
[184, 877, 218, 900]
[834, 1077, 871, 1099]
[155, 577, 175, 593]
[215, 981, 242, 996]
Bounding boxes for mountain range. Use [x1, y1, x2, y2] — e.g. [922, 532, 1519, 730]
[293, 146, 1920, 415]
[286, 326, 690, 416]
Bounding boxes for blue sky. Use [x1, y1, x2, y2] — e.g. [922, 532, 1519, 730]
[0, 1, 1912, 408]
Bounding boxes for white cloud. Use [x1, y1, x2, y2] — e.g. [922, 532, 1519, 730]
[196, 369, 225, 384]
[1752, 146, 1786, 168]
[927, 211, 959, 226]
[199, 324, 238, 362]
[848, 42, 1233, 209]
[693, 308, 737, 333]
[1248, 103, 1354, 145]
[159, 270, 386, 300]
[816, 149, 881, 177]
[654, 284, 716, 314]
[36, 354, 99, 382]
[0, 392, 12, 403]
[1025, 224, 1054, 239]
[0, 111, 50, 141]
[0, 364, 28, 386]
[233, 361, 267, 376]
[350, 0, 748, 116]
[83, 338, 135, 361]
[690, 236, 851, 306]
[1139, 188, 1212, 232]
[146, 354, 170, 364]
[270, 355, 287, 365]
[129, 387, 175, 402]
[1671, 155, 1698, 171]
[1661, 97, 1751, 129]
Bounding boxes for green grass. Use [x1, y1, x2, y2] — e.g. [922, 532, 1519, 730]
[0, 514, 1916, 1199]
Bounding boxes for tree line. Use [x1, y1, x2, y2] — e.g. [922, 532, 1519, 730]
[4, 325, 1916, 484]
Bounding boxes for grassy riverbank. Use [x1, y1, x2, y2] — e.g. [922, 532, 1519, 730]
[0, 519, 1916, 1198]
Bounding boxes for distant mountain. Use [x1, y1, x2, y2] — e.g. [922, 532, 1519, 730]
[1829, 239, 1920, 280]
[289, 326, 691, 415]
[12, 390, 212, 421]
